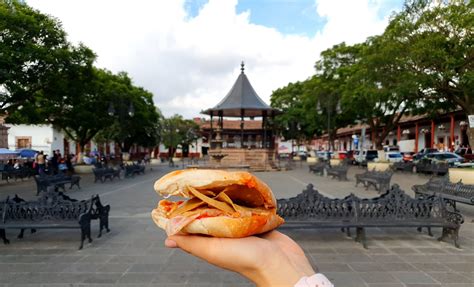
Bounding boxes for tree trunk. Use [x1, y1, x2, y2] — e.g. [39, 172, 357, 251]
[76, 143, 85, 164]
[468, 127, 474, 149]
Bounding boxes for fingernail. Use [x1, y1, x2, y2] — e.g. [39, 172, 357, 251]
[165, 238, 177, 248]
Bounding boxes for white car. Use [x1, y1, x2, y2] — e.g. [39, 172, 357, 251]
[385, 151, 403, 163]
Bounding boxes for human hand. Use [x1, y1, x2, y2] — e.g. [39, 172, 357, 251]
[165, 231, 316, 287]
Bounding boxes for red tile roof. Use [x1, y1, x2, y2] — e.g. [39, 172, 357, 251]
[194, 118, 263, 130]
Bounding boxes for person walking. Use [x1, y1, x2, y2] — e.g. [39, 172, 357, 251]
[36, 151, 46, 174]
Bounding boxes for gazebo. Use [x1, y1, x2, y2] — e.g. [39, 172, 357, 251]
[201, 62, 280, 170]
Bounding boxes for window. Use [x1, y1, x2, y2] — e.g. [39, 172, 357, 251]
[16, 137, 32, 149]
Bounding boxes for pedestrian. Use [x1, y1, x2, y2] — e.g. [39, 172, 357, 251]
[50, 150, 59, 174]
[36, 151, 45, 174]
[13, 159, 20, 170]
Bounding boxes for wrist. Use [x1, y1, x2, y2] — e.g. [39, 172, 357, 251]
[245, 257, 315, 287]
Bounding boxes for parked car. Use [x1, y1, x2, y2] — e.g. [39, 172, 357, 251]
[385, 151, 403, 163]
[336, 151, 349, 160]
[413, 148, 439, 161]
[346, 150, 356, 164]
[383, 146, 400, 153]
[316, 151, 332, 160]
[420, 152, 466, 167]
[401, 152, 415, 162]
[455, 147, 474, 162]
[352, 150, 360, 164]
[355, 150, 378, 164]
[297, 151, 308, 160]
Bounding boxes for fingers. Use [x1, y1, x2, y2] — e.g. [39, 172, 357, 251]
[165, 234, 268, 273]
[164, 238, 177, 248]
[166, 234, 215, 257]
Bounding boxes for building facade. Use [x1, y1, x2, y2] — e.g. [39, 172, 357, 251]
[6, 124, 121, 157]
[313, 111, 470, 152]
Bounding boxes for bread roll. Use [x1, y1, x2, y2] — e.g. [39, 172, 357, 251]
[152, 169, 284, 237]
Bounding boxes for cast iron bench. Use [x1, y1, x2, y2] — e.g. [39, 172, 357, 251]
[326, 164, 349, 181]
[413, 177, 474, 210]
[0, 190, 110, 249]
[355, 170, 393, 193]
[93, 167, 121, 183]
[34, 174, 81, 195]
[1, 167, 35, 183]
[308, 162, 327, 176]
[277, 184, 464, 248]
[415, 161, 449, 175]
[124, 164, 146, 178]
[391, 161, 415, 172]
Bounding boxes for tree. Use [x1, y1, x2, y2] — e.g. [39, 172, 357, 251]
[311, 43, 359, 150]
[159, 115, 199, 156]
[94, 72, 159, 153]
[6, 43, 113, 158]
[343, 33, 421, 150]
[270, 82, 308, 144]
[390, 0, 474, 146]
[0, 0, 69, 115]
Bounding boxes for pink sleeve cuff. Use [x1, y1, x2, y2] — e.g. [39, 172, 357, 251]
[294, 273, 334, 287]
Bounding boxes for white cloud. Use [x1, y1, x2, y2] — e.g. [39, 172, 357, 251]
[26, 0, 398, 118]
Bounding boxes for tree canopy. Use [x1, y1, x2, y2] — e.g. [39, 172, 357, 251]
[2, 0, 162, 154]
[0, 0, 69, 114]
[270, 0, 474, 149]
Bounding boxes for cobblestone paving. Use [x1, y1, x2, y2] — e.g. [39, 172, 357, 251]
[0, 162, 472, 286]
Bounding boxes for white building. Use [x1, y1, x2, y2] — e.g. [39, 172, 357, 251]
[6, 124, 117, 156]
[7, 124, 71, 156]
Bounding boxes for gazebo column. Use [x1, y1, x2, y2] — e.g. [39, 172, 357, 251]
[271, 111, 275, 149]
[262, 111, 267, 149]
[210, 113, 213, 149]
[240, 109, 244, 148]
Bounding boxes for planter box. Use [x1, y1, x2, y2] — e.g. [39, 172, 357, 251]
[307, 157, 318, 163]
[151, 159, 161, 164]
[74, 165, 94, 174]
[367, 162, 391, 171]
[330, 159, 341, 166]
[449, 168, 474, 184]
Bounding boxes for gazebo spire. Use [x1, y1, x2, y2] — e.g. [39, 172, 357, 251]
[202, 62, 280, 117]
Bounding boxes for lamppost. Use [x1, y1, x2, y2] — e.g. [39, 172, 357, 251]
[186, 128, 198, 164]
[317, 98, 341, 159]
[162, 122, 180, 167]
[107, 101, 135, 162]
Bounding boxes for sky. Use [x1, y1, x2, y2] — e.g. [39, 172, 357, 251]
[26, 0, 405, 119]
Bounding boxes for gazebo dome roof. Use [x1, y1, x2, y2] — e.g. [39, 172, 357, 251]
[202, 62, 279, 117]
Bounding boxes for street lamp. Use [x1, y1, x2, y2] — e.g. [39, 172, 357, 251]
[317, 98, 341, 156]
[186, 128, 199, 164]
[108, 102, 135, 117]
[107, 100, 135, 162]
[161, 123, 178, 167]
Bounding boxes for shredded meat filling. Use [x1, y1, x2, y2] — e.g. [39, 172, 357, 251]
[163, 185, 268, 219]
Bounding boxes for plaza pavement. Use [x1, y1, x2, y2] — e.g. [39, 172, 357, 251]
[0, 162, 472, 287]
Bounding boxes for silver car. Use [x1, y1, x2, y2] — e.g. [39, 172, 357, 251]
[422, 152, 465, 167]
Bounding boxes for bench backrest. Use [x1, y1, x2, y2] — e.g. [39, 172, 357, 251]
[415, 177, 473, 200]
[356, 185, 445, 221]
[278, 184, 463, 226]
[277, 184, 355, 221]
[2, 191, 93, 223]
